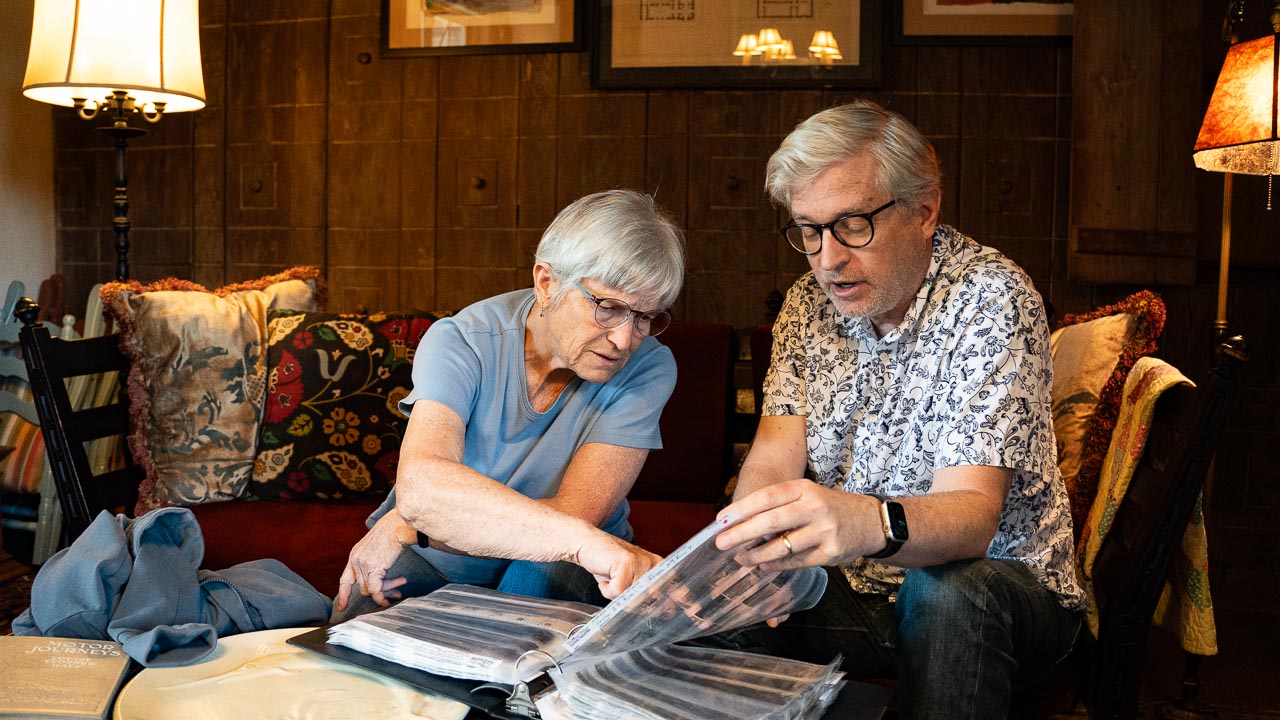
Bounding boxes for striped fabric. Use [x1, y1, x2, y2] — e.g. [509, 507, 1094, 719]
[0, 377, 43, 494]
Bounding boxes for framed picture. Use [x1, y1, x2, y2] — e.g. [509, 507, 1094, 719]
[592, 1, 881, 89]
[382, 0, 581, 57]
[895, 0, 1072, 45]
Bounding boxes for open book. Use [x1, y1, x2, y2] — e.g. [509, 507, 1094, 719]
[325, 514, 848, 719]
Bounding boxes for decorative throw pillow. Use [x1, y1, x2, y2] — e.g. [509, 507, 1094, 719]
[249, 309, 450, 501]
[1050, 290, 1166, 544]
[102, 267, 324, 514]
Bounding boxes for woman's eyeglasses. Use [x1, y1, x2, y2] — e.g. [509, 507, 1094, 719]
[573, 281, 672, 337]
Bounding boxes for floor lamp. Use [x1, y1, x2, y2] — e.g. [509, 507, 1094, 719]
[1194, 2, 1280, 343]
[20, 0, 206, 282]
[1182, 2, 1278, 714]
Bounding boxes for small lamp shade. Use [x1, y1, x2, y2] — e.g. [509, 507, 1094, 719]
[1194, 32, 1280, 176]
[22, 0, 205, 113]
[781, 39, 796, 60]
[733, 33, 759, 57]
[757, 27, 783, 51]
[809, 30, 842, 61]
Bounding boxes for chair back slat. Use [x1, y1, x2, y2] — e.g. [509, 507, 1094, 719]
[74, 403, 133, 443]
[89, 466, 144, 518]
[42, 334, 132, 379]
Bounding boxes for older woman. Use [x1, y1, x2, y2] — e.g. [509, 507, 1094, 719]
[333, 189, 686, 619]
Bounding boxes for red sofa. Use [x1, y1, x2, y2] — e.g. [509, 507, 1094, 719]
[194, 320, 737, 596]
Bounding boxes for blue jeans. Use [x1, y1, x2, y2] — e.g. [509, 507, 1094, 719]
[704, 559, 1081, 720]
[329, 549, 606, 623]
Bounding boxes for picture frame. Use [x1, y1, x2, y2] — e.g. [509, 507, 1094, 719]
[592, 1, 881, 90]
[895, 0, 1072, 46]
[382, 0, 581, 57]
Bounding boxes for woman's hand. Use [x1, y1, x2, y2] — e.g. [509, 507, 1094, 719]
[573, 534, 662, 599]
[335, 510, 417, 611]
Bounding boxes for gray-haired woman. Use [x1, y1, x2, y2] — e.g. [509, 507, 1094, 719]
[334, 189, 686, 620]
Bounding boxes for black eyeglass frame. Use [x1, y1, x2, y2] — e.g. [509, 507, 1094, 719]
[780, 199, 898, 255]
[572, 281, 672, 337]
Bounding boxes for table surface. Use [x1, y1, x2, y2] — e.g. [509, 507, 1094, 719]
[116, 627, 889, 720]
[112, 628, 469, 720]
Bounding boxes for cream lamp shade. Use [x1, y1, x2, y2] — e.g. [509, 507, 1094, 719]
[808, 30, 842, 60]
[757, 27, 783, 51]
[733, 33, 759, 57]
[22, 0, 205, 114]
[1193, 32, 1280, 176]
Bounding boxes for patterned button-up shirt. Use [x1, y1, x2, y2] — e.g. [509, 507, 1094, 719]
[763, 225, 1085, 609]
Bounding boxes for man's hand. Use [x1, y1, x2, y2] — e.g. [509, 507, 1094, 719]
[335, 510, 418, 611]
[714, 479, 881, 571]
[572, 535, 662, 599]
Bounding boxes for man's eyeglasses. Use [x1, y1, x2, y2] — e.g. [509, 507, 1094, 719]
[781, 199, 897, 255]
[573, 281, 672, 337]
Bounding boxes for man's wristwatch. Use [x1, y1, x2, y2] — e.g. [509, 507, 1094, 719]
[865, 493, 908, 559]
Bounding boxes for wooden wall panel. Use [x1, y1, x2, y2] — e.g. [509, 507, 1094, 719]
[1069, 0, 1202, 285]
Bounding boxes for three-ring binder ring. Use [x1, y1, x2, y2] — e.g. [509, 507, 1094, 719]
[515, 649, 562, 677]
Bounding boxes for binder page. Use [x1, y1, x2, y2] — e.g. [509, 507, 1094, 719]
[326, 585, 599, 684]
[557, 514, 828, 665]
[537, 645, 845, 720]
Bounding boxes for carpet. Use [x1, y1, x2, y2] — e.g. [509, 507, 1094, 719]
[0, 549, 34, 635]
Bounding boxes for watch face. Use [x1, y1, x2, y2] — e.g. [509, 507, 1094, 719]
[886, 502, 909, 542]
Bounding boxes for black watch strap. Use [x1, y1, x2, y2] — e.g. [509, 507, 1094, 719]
[416, 531, 431, 548]
[865, 493, 908, 559]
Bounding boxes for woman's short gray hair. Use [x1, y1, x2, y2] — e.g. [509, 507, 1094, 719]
[535, 189, 686, 308]
[765, 100, 941, 211]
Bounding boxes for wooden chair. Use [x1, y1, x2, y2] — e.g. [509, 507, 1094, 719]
[1080, 336, 1247, 719]
[14, 297, 140, 541]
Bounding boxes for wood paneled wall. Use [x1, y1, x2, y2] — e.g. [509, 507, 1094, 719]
[49, 1, 1279, 615]
[54, 0, 1075, 329]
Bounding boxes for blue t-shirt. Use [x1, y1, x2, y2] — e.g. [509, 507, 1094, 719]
[369, 289, 676, 585]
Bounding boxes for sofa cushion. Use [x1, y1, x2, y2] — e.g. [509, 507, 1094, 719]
[1050, 290, 1165, 542]
[192, 499, 377, 596]
[628, 499, 720, 557]
[101, 268, 324, 514]
[630, 321, 736, 504]
[249, 310, 449, 501]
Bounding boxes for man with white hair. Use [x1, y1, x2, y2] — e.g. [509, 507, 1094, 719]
[714, 100, 1084, 719]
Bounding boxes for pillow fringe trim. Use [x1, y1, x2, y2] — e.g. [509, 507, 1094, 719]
[1058, 289, 1167, 547]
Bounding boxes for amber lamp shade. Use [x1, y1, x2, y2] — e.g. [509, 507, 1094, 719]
[1194, 33, 1280, 175]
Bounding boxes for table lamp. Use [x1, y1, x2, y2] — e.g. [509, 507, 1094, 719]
[21, 0, 206, 282]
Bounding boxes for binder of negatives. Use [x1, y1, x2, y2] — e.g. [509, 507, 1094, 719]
[290, 515, 893, 719]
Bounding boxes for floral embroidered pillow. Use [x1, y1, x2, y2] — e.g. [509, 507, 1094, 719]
[249, 310, 449, 500]
[101, 267, 324, 514]
[1049, 290, 1165, 544]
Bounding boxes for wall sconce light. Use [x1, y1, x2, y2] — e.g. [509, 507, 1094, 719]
[1192, 1, 1279, 343]
[808, 30, 842, 66]
[21, 0, 206, 282]
[757, 27, 783, 58]
[733, 33, 760, 65]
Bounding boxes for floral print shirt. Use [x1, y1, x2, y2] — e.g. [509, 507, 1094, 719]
[763, 225, 1085, 609]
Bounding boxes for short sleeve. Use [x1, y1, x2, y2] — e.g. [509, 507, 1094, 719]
[935, 274, 1055, 478]
[583, 343, 676, 450]
[762, 279, 814, 417]
[398, 319, 481, 424]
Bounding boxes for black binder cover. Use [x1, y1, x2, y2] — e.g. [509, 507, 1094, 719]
[288, 627, 891, 720]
